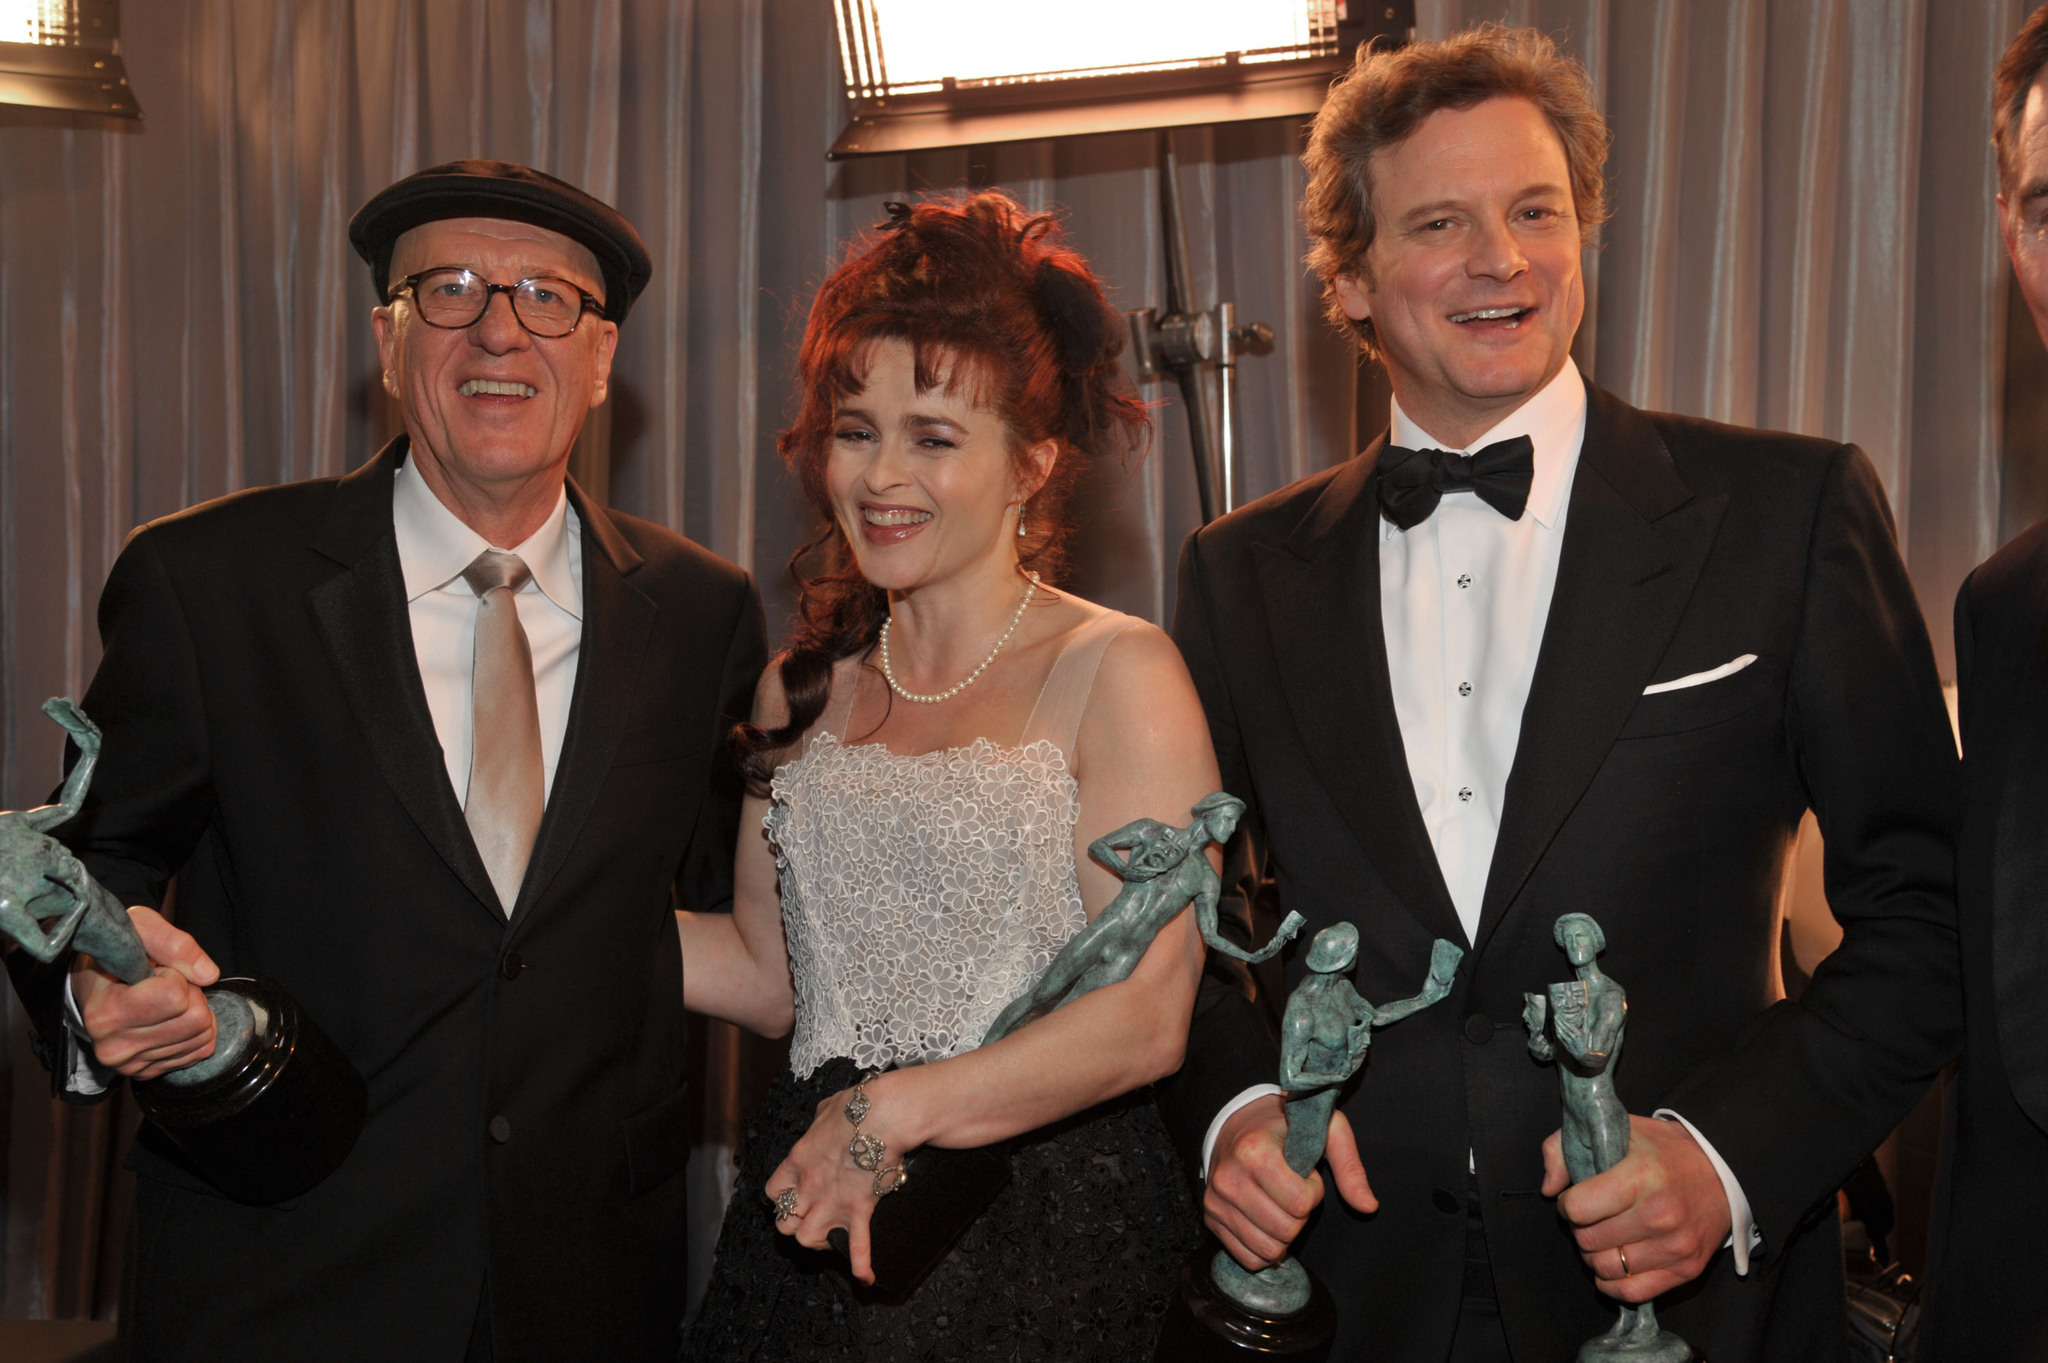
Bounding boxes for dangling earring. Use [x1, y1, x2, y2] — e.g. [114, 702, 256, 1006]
[1017, 504, 1029, 538]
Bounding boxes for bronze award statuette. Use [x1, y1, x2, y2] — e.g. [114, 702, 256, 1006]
[0, 698, 366, 1205]
[1157, 925, 1464, 1362]
[828, 792, 1305, 1302]
[1525, 913, 1699, 1363]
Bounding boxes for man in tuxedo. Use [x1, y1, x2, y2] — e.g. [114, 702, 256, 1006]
[1165, 27, 1961, 1362]
[1922, 9, 2048, 1356]
[4, 161, 765, 1361]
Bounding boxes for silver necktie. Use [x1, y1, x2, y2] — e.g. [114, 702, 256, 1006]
[461, 549, 544, 914]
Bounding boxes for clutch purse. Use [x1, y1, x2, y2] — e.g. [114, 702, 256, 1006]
[827, 1141, 1012, 1301]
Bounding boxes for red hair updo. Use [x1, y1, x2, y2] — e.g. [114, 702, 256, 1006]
[733, 190, 1149, 788]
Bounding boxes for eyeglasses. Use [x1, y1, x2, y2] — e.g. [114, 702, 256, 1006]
[393, 267, 607, 337]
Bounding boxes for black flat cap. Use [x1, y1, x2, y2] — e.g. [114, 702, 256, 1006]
[348, 159, 652, 322]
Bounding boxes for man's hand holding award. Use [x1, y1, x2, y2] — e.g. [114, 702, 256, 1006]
[0, 698, 365, 1205]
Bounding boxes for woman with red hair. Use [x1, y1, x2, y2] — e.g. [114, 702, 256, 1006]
[679, 192, 1213, 1356]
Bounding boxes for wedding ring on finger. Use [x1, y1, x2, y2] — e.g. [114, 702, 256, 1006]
[1617, 1245, 1632, 1277]
[772, 1187, 801, 1223]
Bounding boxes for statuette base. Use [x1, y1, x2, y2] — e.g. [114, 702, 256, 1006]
[1576, 1307, 1699, 1363]
[133, 975, 367, 1205]
[1155, 1249, 1336, 1361]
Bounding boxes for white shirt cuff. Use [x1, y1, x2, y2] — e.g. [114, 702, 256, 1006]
[1655, 1108, 1759, 1275]
[60, 971, 110, 1097]
[1200, 1084, 1285, 1181]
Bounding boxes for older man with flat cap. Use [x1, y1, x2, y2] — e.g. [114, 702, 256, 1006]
[5, 160, 765, 1362]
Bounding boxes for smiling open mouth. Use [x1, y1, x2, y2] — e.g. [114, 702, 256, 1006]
[1449, 307, 1532, 327]
[863, 507, 933, 526]
[459, 379, 537, 398]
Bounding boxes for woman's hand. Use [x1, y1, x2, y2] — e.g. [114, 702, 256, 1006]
[765, 1079, 920, 1286]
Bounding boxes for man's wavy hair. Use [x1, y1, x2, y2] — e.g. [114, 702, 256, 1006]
[1302, 24, 1611, 357]
[1995, 5, 2048, 198]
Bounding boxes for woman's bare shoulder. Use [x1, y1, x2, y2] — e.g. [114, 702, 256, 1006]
[1090, 613, 1189, 692]
[1035, 591, 1173, 660]
[1062, 602, 1205, 742]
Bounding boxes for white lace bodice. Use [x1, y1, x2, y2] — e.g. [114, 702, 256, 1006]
[769, 734, 1085, 1077]
[767, 608, 1138, 1079]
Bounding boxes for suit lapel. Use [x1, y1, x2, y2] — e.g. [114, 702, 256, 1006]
[1991, 607, 2048, 1129]
[307, 437, 504, 920]
[1253, 437, 1465, 947]
[506, 483, 654, 930]
[1473, 386, 1728, 953]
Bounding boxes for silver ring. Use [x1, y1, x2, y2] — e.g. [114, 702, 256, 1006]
[772, 1187, 800, 1222]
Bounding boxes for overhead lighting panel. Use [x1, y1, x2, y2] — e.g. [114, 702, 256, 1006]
[0, 0, 140, 119]
[830, 0, 1407, 158]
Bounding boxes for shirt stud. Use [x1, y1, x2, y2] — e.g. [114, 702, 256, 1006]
[1456, 574, 1472, 589]
[1458, 682, 1473, 697]
[1458, 787, 1473, 802]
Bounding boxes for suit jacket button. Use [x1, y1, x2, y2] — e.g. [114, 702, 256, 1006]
[1433, 1187, 1461, 1214]
[501, 951, 524, 980]
[1463, 1013, 1492, 1044]
[489, 1115, 512, 1144]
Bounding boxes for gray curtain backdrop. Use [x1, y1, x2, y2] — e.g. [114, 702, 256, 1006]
[0, 0, 2025, 1322]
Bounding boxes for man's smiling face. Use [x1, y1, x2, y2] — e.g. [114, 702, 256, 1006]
[1334, 96, 1585, 446]
[373, 216, 617, 503]
[2003, 72, 2048, 347]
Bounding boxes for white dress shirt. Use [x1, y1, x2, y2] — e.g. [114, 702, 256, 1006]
[1380, 359, 1585, 938]
[393, 453, 583, 804]
[1199, 361, 1758, 1273]
[63, 455, 586, 1092]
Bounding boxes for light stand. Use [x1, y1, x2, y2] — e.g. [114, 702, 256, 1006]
[1125, 131, 1274, 523]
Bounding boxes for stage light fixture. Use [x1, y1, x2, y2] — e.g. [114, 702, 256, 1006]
[829, 0, 1382, 158]
[0, 0, 140, 119]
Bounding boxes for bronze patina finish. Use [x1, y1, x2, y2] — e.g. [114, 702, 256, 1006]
[0, 699, 253, 1082]
[1526, 913, 1697, 1363]
[982, 792, 1304, 1046]
[1210, 923, 1463, 1317]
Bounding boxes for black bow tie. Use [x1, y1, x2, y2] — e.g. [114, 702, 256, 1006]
[1375, 435, 1536, 530]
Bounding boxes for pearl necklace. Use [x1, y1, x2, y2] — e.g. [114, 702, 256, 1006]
[878, 572, 1041, 704]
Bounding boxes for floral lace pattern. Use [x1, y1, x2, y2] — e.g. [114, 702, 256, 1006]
[768, 732, 1087, 1079]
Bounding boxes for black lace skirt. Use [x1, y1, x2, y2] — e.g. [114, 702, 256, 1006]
[683, 1056, 1199, 1362]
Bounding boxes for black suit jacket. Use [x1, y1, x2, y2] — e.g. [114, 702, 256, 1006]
[1163, 383, 1961, 1362]
[1921, 523, 2048, 1359]
[11, 438, 765, 1363]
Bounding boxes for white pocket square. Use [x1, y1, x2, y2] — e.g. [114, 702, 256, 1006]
[1642, 653, 1757, 696]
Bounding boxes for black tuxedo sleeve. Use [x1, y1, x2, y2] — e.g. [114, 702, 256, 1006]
[2, 528, 216, 1098]
[671, 574, 766, 918]
[1665, 444, 1962, 1255]
[1155, 529, 1283, 1175]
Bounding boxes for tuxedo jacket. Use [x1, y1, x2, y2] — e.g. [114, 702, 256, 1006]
[1921, 522, 2048, 1359]
[1162, 382, 1961, 1363]
[13, 438, 765, 1363]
